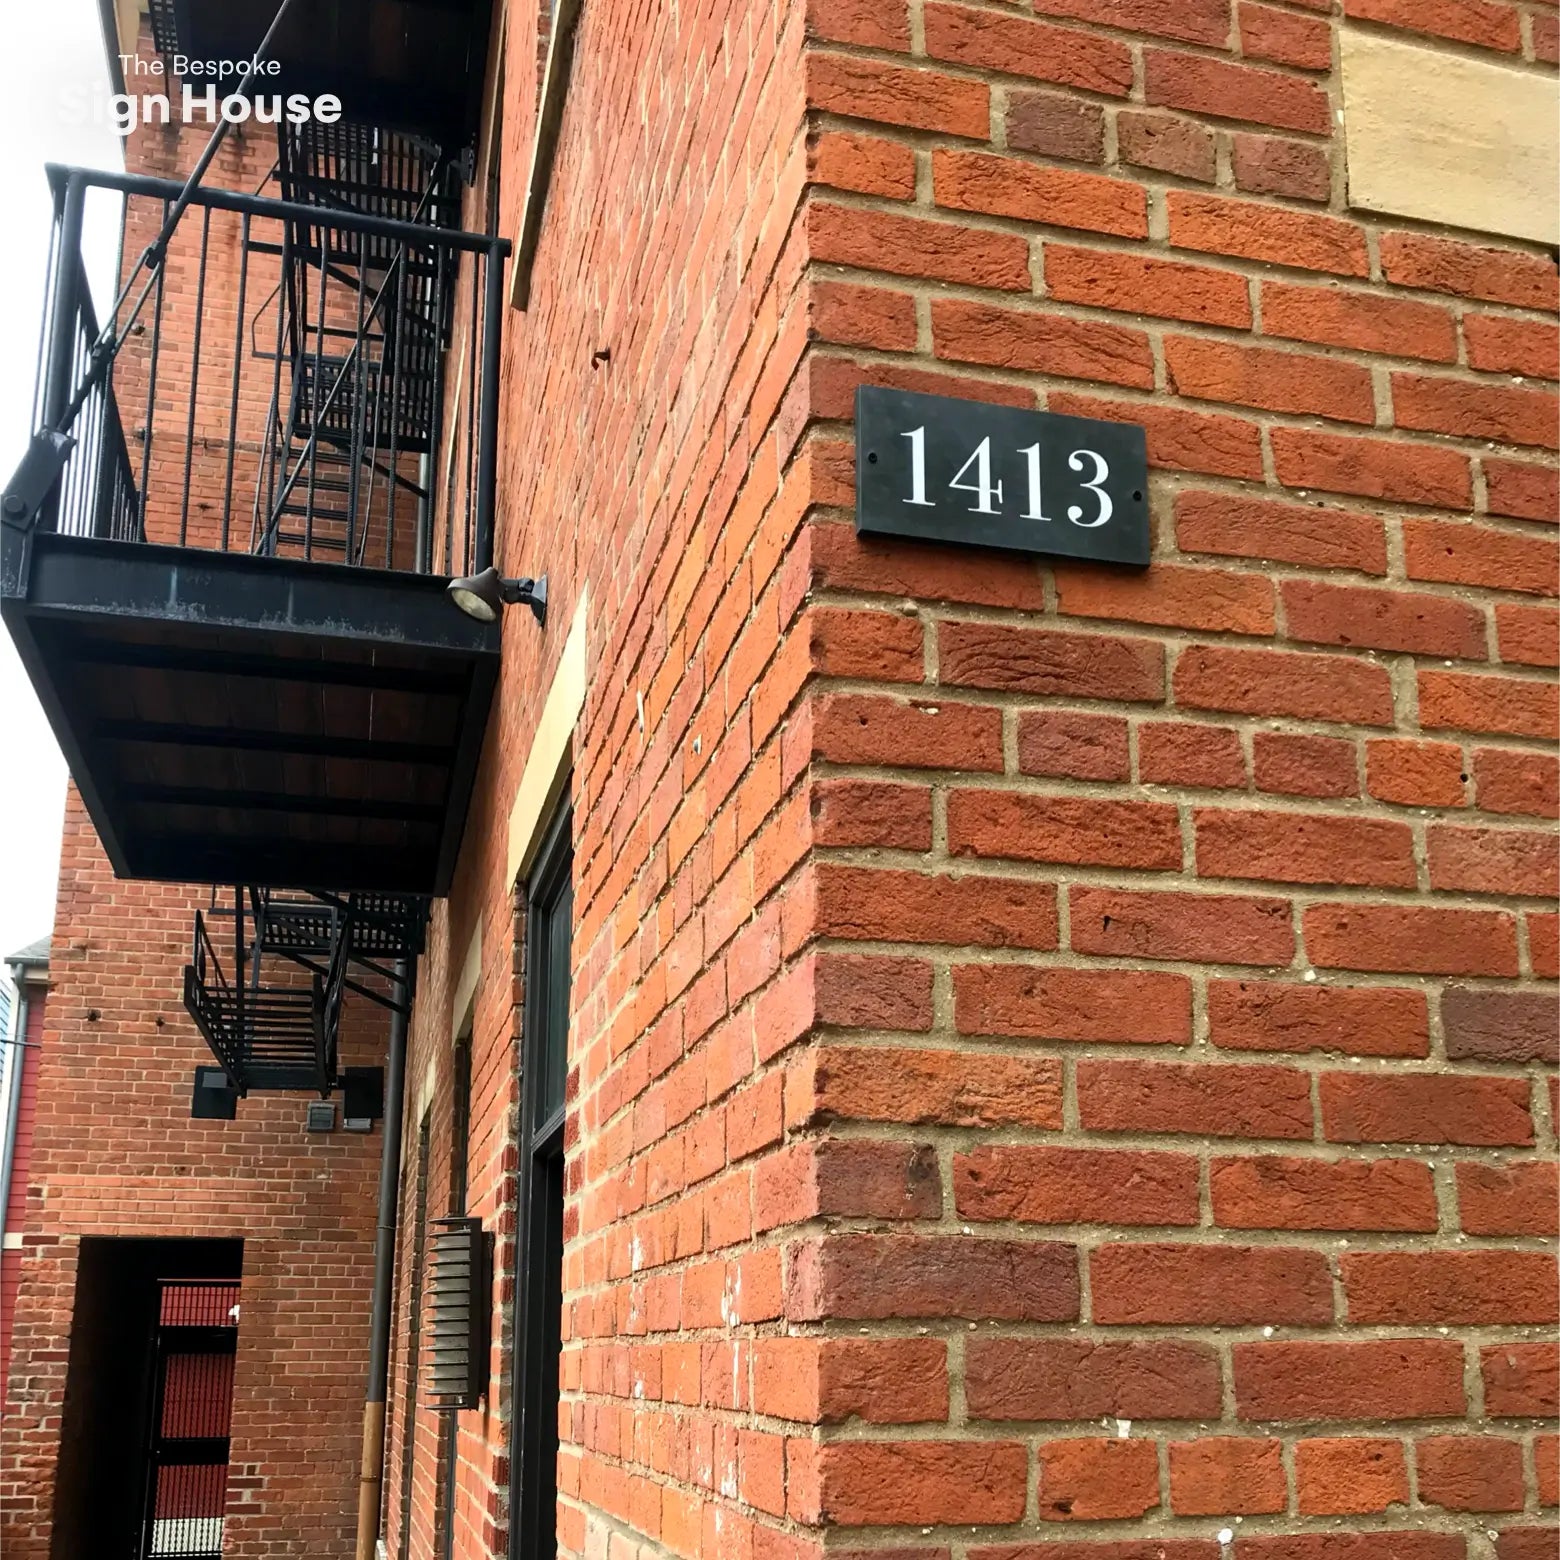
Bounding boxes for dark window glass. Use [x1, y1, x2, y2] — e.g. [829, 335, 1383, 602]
[437, 1037, 473, 1560]
[511, 805, 571, 1560]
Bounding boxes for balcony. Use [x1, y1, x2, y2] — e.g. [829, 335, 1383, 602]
[1, 152, 508, 897]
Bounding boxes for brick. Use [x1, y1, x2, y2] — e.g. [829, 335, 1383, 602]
[815, 953, 936, 1030]
[932, 298, 1156, 389]
[810, 605, 924, 680]
[1366, 739, 1468, 809]
[1231, 133, 1332, 203]
[1007, 92, 1107, 164]
[788, 1233, 1080, 1322]
[1381, 230, 1559, 312]
[1282, 578, 1486, 659]
[811, 282, 919, 352]
[1393, 372, 1557, 450]
[1049, 390, 1266, 479]
[1169, 1437, 1287, 1516]
[1212, 1154, 1439, 1232]
[1175, 489, 1389, 575]
[968, 1337, 1222, 1421]
[1466, 314, 1560, 380]
[1457, 1161, 1560, 1237]
[1343, 1251, 1558, 1324]
[1238, 1541, 1467, 1560]
[1417, 1436, 1527, 1512]
[1029, 0, 1232, 44]
[1209, 980, 1430, 1058]
[1442, 986, 1560, 1063]
[1429, 823, 1558, 897]
[923, 3, 1135, 95]
[1262, 281, 1458, 363]
[812, 693, 1004, 772]
[1253, 732, 1358, 799]
[1017, 709, 1130, 781]
[806, 52, 990, 138]
[1322, 1070, 1533, 1146]
[934, 150, 1149, 239]
[812, 779, 934, 851]
[940, 620, 1164, 700]
[1295, 1438, 1409, 1514]
[954, 964, 1192, 1044]
[1498, 1531, 1560, 1560]
[800, 1139, 947, 1222]
[1419, 670, 1559, 741]
[812, 1043, 1063, 1128]
[1078, 1058, 1314, 1140]
[1402, 517, 1560, 597]
[815, 865, 1059, 950]
[1166, 336, 1375, 424]
[1485, 457, 1559, 522]
[1037, 1438, 1159, 1522]
[817, 1338, 949, 1424]
[806, 0, 912, 48]
[808, 202, 1032, 291]
[1044, 245, 1251, 328]
[809, 128, 919, 199]
[1195, 807, 1416, 888]
[1482, 1343, 1559, 1417]
[1272, 427, 1472, 509]
[956, 1145, 1200, 1226]
[1175, 643, 1395, 726]
[1072, 886, 1294, 965]
[1344, 0, 1521, 52]
[1056, 560, 1276, 635]
[1240, 2, 1331, 67]
[1305, 903, 1521, 977]
[1496, 602, 1560, 667]
[1091, 1242, 1334, 1325]
[1474, 746, 1560, 817]
[1139, 721, 1247, 789]
[818, 1441, 1029, 1526]
[1169, 191, 1369, 277]
[810, 522, 1050, 610]
[1145, 49, 1330, 134]
[1233, 1339, 1467, 1422]
[1528, 911, 1560, 976]
[1116, 111, 1217, 182]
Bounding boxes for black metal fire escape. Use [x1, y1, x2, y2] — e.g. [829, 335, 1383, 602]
[186, 889, 425, 1096]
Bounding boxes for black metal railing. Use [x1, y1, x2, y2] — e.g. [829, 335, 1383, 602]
[33, 161, 505, 579]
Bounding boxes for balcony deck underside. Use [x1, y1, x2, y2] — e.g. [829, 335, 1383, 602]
[3, 533, 498, 895]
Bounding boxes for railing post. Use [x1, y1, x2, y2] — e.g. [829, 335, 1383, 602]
[43, 174, 85, 435]
[473, 240, 506, 575]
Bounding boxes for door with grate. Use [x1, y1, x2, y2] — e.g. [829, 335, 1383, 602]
[140, 1280, 240, 1560]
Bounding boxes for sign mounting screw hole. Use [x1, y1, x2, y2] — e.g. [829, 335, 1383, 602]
[1133, 490, 1143, 502]
[867, 451, 878, 464]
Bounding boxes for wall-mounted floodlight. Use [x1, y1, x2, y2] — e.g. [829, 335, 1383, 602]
[446, 567, 547, 626]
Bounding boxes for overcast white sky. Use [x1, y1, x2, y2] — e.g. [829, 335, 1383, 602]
[0, 0, 123, 958]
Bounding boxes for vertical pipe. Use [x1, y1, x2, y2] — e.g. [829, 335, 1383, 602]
[43, 176, 85, 433]
[178, 206, 212, 546]
[474, 241, 504, 574]
[356, 959, 414, 1560]
[0, 982, 30, 1257]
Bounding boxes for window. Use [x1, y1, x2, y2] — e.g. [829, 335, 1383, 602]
[510, 804, 572, 1560]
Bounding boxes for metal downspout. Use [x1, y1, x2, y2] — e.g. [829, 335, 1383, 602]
[356, 958, 414, 1560]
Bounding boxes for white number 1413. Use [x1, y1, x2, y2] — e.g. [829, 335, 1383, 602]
[902, 427, 1113, 528]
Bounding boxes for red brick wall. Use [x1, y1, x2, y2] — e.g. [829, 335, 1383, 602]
[390, 1, 1557, 1558]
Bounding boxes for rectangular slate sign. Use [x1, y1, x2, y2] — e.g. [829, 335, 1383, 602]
[854, 385, 1151, 567]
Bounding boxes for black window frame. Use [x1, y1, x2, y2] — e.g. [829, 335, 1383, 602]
[509, 802, 572, 1560]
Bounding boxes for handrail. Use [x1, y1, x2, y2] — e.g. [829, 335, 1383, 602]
[44, 164, 510, 258]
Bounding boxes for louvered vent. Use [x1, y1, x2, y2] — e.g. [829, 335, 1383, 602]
[426, 1217, 491, 1410]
